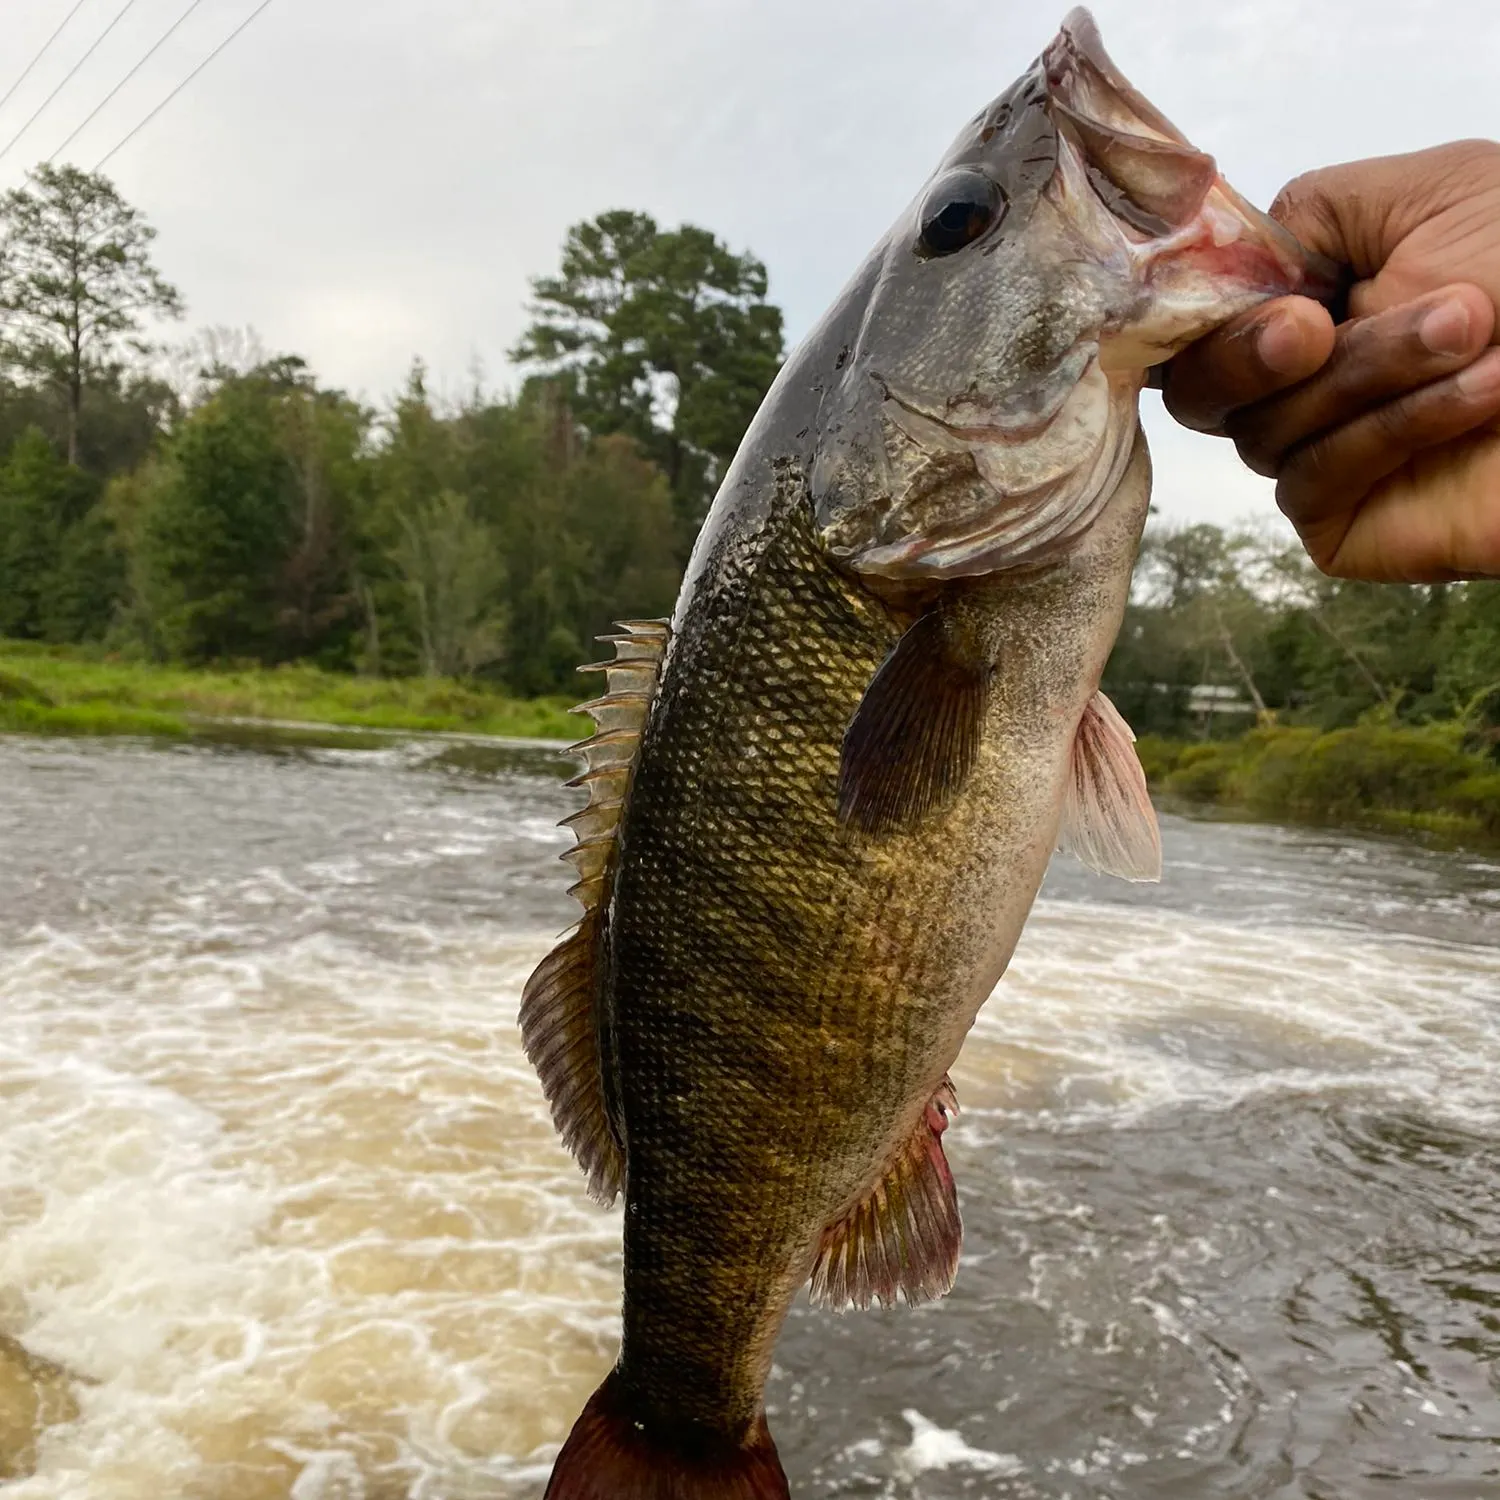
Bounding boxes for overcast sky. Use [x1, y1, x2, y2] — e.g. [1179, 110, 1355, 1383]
[1, 0, 1496, 529]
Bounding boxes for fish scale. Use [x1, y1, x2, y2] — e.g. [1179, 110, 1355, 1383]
[608, 461, 1145, 1429]
[612, 484, 928, 1426]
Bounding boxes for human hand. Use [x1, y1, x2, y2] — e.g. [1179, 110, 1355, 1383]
[1159, 140, 1500, 581]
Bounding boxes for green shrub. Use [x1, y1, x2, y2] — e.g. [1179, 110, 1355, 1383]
[1449, 772, 1500, 837]
[1133, 734, 1184, 785]
[1270, 727, 1474, 816]
[1233, 727, 1320, 814]
[1164, 742, 1243, 802]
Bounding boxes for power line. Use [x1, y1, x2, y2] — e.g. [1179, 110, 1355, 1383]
[0, 0, 145, 169]
[0, 0, 93, 120]
[95, 0, 277, 173]
[50, 0, 212, 163]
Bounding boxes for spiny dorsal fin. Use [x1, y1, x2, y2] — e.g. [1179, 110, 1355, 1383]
[1059, 689, 1161, 882]
[519, 618, 670, 1204]
[808, 1078, 961, 1310]
[837, 609, 990, 837]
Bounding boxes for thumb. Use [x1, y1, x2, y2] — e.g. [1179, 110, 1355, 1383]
[1270, 140, 1500, 285]
[1269, 153, 1422, 279]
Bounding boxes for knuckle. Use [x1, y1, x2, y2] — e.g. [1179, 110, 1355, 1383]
[1273, 474, 1308, 525]
[1278, 431, 1355, 514]
[1274, 481, 1348, 576]
[1369, 393, 1416, 446]
[1229, 428, 1279, 479]
[1269, 170, 1345, 248]
[1268, 171, 1323, 224]
[1178, 406, 1230, 437]
[1323, 305, 1433, 397]
[1160, 356, 1229, 433]
[1338, 308, 1402, 362]
[1446, 137, 1500, 178]
[1287, 433, 1335, 487]
[1310, 548, 1354, 580]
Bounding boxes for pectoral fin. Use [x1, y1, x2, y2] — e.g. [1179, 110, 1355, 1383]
[1059, 690, 1161, 882]
[837, 610, 990, 836]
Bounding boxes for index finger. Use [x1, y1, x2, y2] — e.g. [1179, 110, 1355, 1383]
[1158, 296, 1336, 434]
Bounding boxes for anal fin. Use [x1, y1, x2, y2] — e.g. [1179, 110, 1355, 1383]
[1059, 689, 1161, 882]
[808, 1078, 961, 1310]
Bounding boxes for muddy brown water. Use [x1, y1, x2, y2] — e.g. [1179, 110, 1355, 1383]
[3, 731, 1500, 1498]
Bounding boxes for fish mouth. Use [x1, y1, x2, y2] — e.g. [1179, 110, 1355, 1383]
[1042, 6, 1345, 354]
[876, 341, 1095, 452]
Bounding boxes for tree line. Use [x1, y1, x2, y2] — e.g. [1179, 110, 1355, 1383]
[0, 162, 1495, 732]
[0, 173, 782, 693]
[1105, 523, 1500, 739]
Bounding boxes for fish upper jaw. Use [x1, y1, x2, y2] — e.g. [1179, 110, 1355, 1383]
[1044, 6, 1345, 371]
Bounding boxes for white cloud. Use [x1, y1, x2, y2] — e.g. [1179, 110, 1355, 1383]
[1, 0, 1495, 522]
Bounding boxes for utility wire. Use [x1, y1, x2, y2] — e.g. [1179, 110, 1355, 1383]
[0, 0, 93, 120]
[0, 0, 144, 169]
[50, 0, 211, 164]
[94, 0, 276, 172]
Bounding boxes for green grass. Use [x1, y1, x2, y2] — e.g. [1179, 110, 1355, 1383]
[0, 698, 190, 738]
[15, 640, 1497, 849]
[0, 640, 580, 743]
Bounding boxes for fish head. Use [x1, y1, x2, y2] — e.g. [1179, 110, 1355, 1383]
[812, 6, 1342, 585]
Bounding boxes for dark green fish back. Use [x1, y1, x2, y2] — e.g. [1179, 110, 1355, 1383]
[607, 473, 910, 1434]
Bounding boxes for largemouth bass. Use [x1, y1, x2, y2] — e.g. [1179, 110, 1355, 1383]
[524, 10, 1338, 1497]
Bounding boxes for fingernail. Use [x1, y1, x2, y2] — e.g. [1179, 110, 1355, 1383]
[1456, 348, 1500, 399]
[1256, 311, 1306, 374]
[1419, 299, 1475, 356]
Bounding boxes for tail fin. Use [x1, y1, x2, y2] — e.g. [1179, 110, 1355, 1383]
[545, 1370, 789, 1500]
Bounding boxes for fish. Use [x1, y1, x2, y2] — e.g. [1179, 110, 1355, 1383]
[522, 10, 1340, 1498]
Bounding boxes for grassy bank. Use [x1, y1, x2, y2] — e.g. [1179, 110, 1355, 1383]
[9, 642, 1500, 848]
[0, 641, 579, 742]
[1139, 723, 1500, 844]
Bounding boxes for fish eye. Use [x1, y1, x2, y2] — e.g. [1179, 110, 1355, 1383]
[916, 170, 1005, 258]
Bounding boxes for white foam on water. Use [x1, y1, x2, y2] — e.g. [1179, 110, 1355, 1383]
[955, 898, 1500, 1132]
[0, 924, 618, 1498]
[2, 810, 1498, 1494]
[894, 1409, 1024, 1480]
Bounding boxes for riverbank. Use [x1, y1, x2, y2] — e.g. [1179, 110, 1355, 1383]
[1140, 724, 1500, 845]
[0, 641, 579, 743]
[7, 643, 1500, 851]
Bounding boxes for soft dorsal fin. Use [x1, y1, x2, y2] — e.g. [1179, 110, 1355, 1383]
[1059, 689, 1161, 882]
[519, 619, 670, 1204]
[808, 1078, 961, 1310]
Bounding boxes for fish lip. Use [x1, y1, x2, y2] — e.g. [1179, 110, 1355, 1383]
[1044, 6, 1193, 149]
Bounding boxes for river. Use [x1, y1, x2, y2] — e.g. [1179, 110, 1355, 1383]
[2, 731, 1500, 1498]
